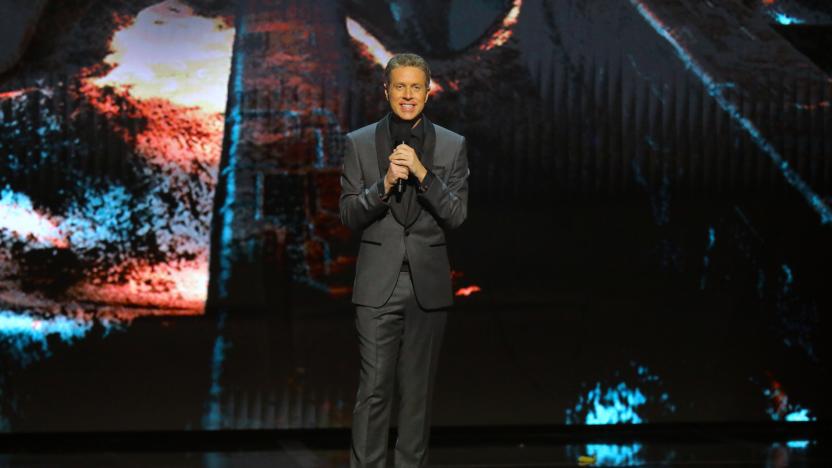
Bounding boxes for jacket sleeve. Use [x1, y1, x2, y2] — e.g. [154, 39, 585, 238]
[339, 134, 389, 231]
[417, 137, 469, 230]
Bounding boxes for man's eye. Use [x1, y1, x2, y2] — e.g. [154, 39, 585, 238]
[413, 86, 421, 91]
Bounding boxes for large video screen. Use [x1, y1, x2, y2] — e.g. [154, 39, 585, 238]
[1, 0, 827, 432]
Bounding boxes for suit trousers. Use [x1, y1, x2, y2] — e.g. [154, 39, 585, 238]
[351, 271, 447, 468]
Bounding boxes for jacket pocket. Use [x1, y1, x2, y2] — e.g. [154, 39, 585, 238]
[361, 239, 382, 246]
[429, 242, 447, 247]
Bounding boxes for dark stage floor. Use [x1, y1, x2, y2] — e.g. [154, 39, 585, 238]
[0, 424, 827, 467]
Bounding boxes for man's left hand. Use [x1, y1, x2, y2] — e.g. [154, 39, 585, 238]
[390, 143, 428, 182]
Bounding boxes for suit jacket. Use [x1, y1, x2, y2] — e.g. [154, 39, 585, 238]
[339, 114, 469, 310]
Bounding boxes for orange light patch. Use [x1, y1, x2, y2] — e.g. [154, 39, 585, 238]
[0, 88, 34, 100]
[91, 0, 235, 114]
[480, 0, 523, 51]
[455, 285, 482, 297]
[429, 80, 444, 97]
[72, 258, 209, 310]
[346, 17, 393, 67]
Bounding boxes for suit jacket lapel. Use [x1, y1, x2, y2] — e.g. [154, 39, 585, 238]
[421, 115, 436, 172]
[375, 113, 392, 181]
[404, 116, 435, 228]
[375, 113, 408, 226]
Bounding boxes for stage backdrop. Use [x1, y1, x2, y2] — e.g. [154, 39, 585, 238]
[0, 0, 828, 436]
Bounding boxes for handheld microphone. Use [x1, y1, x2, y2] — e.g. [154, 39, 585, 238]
[392, 121, 411, 195]
[395, 140, 406, 194]
[392, 118, 419, 195]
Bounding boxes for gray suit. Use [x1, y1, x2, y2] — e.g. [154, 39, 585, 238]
[340, 114, 468, 467]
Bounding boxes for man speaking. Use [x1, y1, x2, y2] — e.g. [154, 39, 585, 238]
[339, 53, 469, 467]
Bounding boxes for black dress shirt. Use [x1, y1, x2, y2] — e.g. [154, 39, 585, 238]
[378, 114, 434, 198]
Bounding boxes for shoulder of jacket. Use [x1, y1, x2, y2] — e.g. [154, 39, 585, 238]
[347, 122, 377, 142]
[433, 123, 465, 145]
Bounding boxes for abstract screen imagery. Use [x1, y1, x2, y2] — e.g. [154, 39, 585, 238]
[0, 0, 829, 433]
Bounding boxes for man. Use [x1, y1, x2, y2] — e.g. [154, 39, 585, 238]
[339, 53, 469, 467]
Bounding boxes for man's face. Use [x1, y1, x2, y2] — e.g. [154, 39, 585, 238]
[384, 66, 429, 121]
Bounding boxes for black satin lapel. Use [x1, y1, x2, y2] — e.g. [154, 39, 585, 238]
[404, 116, 434, 229]
[375, 114, 391, 181]
[377, 114, 407, 227]
[421, 116, 436, 171]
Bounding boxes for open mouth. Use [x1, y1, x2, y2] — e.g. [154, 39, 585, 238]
[400, 102, 417, 112]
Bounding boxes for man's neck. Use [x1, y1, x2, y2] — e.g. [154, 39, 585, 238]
[392, 112, 423, 129]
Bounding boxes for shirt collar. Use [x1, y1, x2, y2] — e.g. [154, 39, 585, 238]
[389, 112, 425, 141]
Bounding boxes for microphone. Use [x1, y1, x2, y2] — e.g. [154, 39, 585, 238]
[395, 140, 406, 194]
[391, 123, 411, 195]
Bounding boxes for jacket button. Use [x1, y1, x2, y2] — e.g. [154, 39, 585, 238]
[404, 230, 410, 236]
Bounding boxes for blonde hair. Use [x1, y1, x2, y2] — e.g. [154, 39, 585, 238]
[384, 53, 431, 86]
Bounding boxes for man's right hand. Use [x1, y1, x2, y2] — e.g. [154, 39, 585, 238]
[383, 162, 409, 196]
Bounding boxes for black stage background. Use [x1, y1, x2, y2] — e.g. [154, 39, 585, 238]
[0, 0, 828, 445]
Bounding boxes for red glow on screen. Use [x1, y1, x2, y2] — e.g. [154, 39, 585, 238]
[72, 259, 209, 310]
[767, 375, 788, 415]
[0, 88, 33, 100]
[455, 285, 481, 297]
[346, 17, 393, 68]
[429, 81, 444, 97]
[480, 0, 522, 51]
[328, 286, 352, 298]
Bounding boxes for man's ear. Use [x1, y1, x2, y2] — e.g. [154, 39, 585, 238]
[383, 84, 388, 101]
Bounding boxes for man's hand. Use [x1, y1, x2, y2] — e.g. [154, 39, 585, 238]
[389, 144, 428, 182]
[384, 159, 410, 195]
